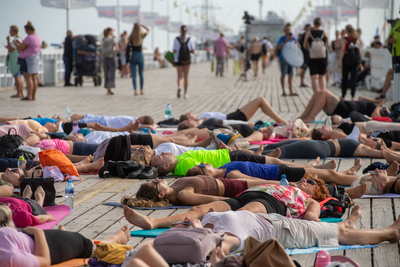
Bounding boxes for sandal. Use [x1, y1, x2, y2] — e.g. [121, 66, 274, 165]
[289, 93, 299, 96]
[281, 93, 287, 96]
[21, 97, 32, 101]
[107, 90, 114, 95]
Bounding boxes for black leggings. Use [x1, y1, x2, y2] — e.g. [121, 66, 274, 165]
[341, 58, 358, 98]
[129, 133, 154, 148]
[72, 142, 99, 156]
[259, 140, 336, 158]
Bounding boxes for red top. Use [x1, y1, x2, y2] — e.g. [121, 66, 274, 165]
[344, 36, 356, 53]
[0, 197, 40, 227]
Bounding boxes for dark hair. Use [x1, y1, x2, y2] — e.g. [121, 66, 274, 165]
[142, 116, 154, 125]
[311, 129, 323, 140]
[180, 25, 188, 43]
[284, 23, 291, 28]
[103, 27, 113, 37]
[179, 114, 188, 122]
[313, 17, 322, 27]
[305, 24, 311, 28]
[136, 183, 160, 201]
[24, 21, 35, 32]
[177, 122, 190, 131]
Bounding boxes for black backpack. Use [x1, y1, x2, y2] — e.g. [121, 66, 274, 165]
[104, 135, 131, 162]
[239, 43, 246, 53]
[177, 37, 191, 65]
[99, 160, 158, 179]
[319, 185, 353, 218]
[344, 37, 361, 65]
[390, 102, 400, 120]
[262, 43, 268, 55]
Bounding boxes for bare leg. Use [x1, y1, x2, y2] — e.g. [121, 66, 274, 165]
[23, 72, 32, 100]
[353, 144, 383, 159]
[382, 145, 400, 163]
[176, 66, 183, 88]
[98, 225, 131, 245]
[319, 74, 326, 91]
[381, 69, 393, 97]
[70, 114, 85, 121]
[183, 65, 190, 95]
[239, 97, 288, 125]
[340, 158, 362, 175]
[32, 74, 38, 100]
[124, 242, 169, 267]
[74, 155, 93, 166]
[237, 201, 267, 213]
[88, 120, 140, 133]
[280, 74, 286, 94]
[65, 154, 89, 163]
[300, 68, 307, 86]
[14, 76, 23, 97]
[300, 90, 340, 122]
[75, 158, 104, 173]
[345, 183, 367, 199]
[306, 168, 359, 186]
[244, 131, 263, 143]
[311, 75, 318, 92]
[288, 75, 294, 95]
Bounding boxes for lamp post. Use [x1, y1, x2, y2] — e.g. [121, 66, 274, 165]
[174, 1, 190, 24]
[160, 0, 171, 50]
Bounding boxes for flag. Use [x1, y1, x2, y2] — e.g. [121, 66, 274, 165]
[121, 5, 140, 24]
[332, 0, 357, 9]
[41, 0, 96, 9]
[71, 0, 95, 9]
[41, 0, 67, 9]
[361, 0, 389, 9]
[315, 6, 334, 18]
[97, 6, 117, 19]
[340, 5, 357, 18]
[156, 16, 169, 31]
[139, 12, 158, 26]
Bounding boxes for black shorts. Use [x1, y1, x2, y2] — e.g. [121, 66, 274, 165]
[301, 50, 309, 69]
[337, 139, 361, 157]
[63, 122, 87, 135]
[226, 109, 248, 121]
[331, 100, 376, 118]
[129, 133, 154, 148]
[229, 150, 265, 164]
[175, 62, 191, 66]
[230, 124, 254, 138]
[309, 58, 327, 75]
[277, 164, 306, 182]
[251, 53, 261, 61]
[72, 142, 98, 156]
[223, 191, 287, 216]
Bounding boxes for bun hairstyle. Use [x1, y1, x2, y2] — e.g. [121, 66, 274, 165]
[24, 21, 35, 32]
[180, 25, 188, 43]
[103, 27, 113, 37]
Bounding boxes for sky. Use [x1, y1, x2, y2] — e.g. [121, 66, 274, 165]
[1, 0, 399, 52]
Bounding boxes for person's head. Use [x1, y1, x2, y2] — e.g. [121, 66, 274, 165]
[311, 125, 332, 140]
[179, 113, 197, 122]
[121, 178, 171, 207]
[352, 170, 387, 195]
[296, 173, 330, 201]
[44, 122, 58, 133]
[129, 23, 144, 46]
[335, 30, 340, 38]
[66, 132, 86, 142]
[374, 35, 380, 41]
[9, 25, 18, 36]
[131, 145, 154, 166]
[177, 119, 197, 131]
[253, 36, 259, 42]
[356, 28, 362, 36]
[259, 125, 276, 140]
[150, 152, 176, 176]
[24, 21, 35, 34]
[284, 23, 292, 35]
[220, 33, 224, 38]
[0, 203, 15, 228]
[1, 167, 27, 188]
[331, 114, 343, 125]
[364, 50, 371, 59]
[66, 30, 73, 36]
[186, 163, 218, 177]
[123, 30, 128, 36]
[103, 27, 114, 38]
[137, 116, 154, 125]
[180, 25, 188, 43]
[340, 29, 346, 37]
[358, 134, 384, 149]
[305, 24, 311, 32]
[241, 35, 245, 40]
[32, 130, 50, 140]
[313, 17, 322, 28]
[346, 25, 358, 40]
[374, 41, 383, 49]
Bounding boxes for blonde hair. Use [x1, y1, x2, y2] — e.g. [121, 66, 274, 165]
[253, 36, 259, 42]
[351, 174, 384, 195]
[0, 205, 15, 228]
[345, 25, 358, 40]
[180, 25, 188, 43]
[121, 194, 171, 208]
[128, 23, 144, 47]
[10, 25, 18, 34]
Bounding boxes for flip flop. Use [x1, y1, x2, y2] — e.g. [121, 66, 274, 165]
[21, 97, 32, 101]
[289, 93, 299, 96]
[281, 93, 287, 96]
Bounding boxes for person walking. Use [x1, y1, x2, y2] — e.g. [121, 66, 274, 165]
[303, 17, 329, 92]
[63, 30, 81, 87]
[126, 24, 150, 95]
[330, 30, 342, 87]
[101, 27, 119, 95]
[338, 25, 362, 101]
[237, 36, 247, 77]
[299, 24, 311, 87]
[214, 33, 229, 77]
[249, 36, 262, 77]
[173, 25, 195, 99]
[5, 25, 23, 98]
[277, 23, 299, 96]
[260, 37, 273, 74]
[119, 31, 130, 78]
[15, 21, 41, 101]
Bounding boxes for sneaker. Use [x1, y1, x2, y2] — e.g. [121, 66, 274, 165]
[183, 94, 188, 99]
[177, 88, 181, 98]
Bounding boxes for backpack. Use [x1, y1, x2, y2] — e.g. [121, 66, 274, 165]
[308, 32, 326, 59]
[262, 42, 268, 55]
[177, 37, 191, 65]
[344, 37, 361, 65]
[99, 160, 158, 179]
[390, 102, 400, 120]
[104, 135, 131, 162]
[239, 43, 246, 53]
[319, 184, 353, 218]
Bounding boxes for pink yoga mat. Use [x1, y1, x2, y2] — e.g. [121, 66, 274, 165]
[36, 205, 71, 230]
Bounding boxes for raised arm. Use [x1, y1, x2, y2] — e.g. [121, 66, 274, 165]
[141, 24, 151, 35]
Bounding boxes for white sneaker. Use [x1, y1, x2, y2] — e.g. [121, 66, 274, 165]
[183, 94, 188, 99]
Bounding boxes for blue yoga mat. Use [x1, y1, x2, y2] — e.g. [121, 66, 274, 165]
[320, 218, 343, 223]
[103, 202, 192, 210]
[286, 244, 377, 255]
[131, 228, 168, 238]
[308, 120, 325, 123]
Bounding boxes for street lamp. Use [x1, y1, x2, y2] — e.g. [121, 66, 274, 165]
[174, 1, 190, 24]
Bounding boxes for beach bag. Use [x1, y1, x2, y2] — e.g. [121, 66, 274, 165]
[177, 37, 191, 65]
[208, 128, 250, 149]
[0, 127, 26, 158]
[319, 195, 353, 218]
[154, 227, 225, 264]
[103, 135, 132, 162]
[38, 149, 79, 178]
[344, 37, 361, 65]
[6, 51, 20, 76]
[309, 32, 326, 59]
[20, 166, 56, 206]
[164, 51, 176, 67]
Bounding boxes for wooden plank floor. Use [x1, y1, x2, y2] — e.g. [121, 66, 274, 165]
[1, 61, 399, 266]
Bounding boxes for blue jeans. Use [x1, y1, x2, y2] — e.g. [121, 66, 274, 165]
[280, 59, 293, 75]
[63, 56, 73, 85]
[130, 51, 144, 90]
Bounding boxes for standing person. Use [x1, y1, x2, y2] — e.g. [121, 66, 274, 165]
[15, 21, 41, 101]
[249, 36, 262, 77]
[356, 28, 364, 52]
[101, 28, 118, 95]
[127, 23, 150, 96]
[214, 33, 229, 77]
[260, 37, 273, 74]
[303, 17, 329, 92]
[278, 23, 299, 96]
[63, 30, 81, 87]
[339, 25, 362, 101]
[5, 25, 23, 98]
[330, 31, 342, 87]
[119, 31, 130, 78]
[237, 36, 247, 77]
[299, 24, 311, 87]
[205, 45, 211, 61]
[173, 25, 195, 99]
[154, 47, 165, 68]
[388, 8, 400, 73]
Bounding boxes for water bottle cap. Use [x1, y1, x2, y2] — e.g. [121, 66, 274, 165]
[18, 156, 25, 161]
[68, 179, 73, 183]
[94, 240, 101, 245]
[281, 174, 286, 179]
[317, 251, 331, 262]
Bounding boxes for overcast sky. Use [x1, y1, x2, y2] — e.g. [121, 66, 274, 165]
[1, 0, 399, 52]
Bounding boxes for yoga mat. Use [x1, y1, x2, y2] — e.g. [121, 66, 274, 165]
[51, 259, 88, 267]
[361, 193, 400, 198]
[308, 120, 325, 124]
[102, 202, 192, 209]
[250, 137, 310, 145]
[36, 205, 71, 230]
[286, 244, 378, 255]
[130, 228, 168, 238]
[320, 218, 343, 223]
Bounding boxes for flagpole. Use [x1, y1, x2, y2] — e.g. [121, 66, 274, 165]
[356, 0, 360, 29]
[117, 0, 120, 37]
[152, 0, 154, 50]
[66, 0, 70, 31]
[167, 0, 170, 51]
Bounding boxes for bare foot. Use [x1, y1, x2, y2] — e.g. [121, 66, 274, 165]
[37, 214, 57, 224]
[85, 158, 105, 172]
[382, 145, 396, 164]
[345, 183, 367, 199]
[37, 114, 42, 118]
[388, 215, 400, 243]
[345, 158, 362, 175]
[22, 185, 32, 199]
[314, 159, 336, 169]
[386, 161, 399, 176]
[124, 120, 140, 132]
[218, 141, 235, 151]
[123, 206, 155, 230]
[266, 148, 281, 158]
[58, 225, 66, 230]
[140, 90, 144, 95]
[34, 186, 45, 207]
[308, 157, 320, 167]
[51, 114, 58, 119]
[255, 145, 264, 155]
[134, 90, 139, 96]
[103, 225, 131, 244]
[343, 205, 361, 229]
[75, 155, 93, 166]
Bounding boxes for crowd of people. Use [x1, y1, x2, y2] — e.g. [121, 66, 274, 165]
[2, 13, 400, 267]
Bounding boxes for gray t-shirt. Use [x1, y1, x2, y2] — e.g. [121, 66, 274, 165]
[101, 37, 117, 58]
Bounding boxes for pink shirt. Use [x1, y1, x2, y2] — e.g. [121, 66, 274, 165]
[0, 124, 32, 139]
[214, 37, 229, 57]
[38, 139, 70, 154]
[19, 34, 41, 59]
[0, 197, 40, 227]
[0, 227, 39, 267]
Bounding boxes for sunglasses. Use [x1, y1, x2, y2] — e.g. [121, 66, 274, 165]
[147, 179, 161, 194]
[298, 179, 317, 186]
[9, 168, 19, 174]
[198, 164, 206, 175]
[172, 220, 193, 228]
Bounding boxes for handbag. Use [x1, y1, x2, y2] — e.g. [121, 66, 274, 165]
[2, 148, 35, 160]
[0, 127, 24, 157]
[164, 51, 176, 67]
[20, 166, 56, 206]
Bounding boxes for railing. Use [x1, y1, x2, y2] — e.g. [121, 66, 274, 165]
[0, 49, 207, 88]
[370, 49, 392, 90]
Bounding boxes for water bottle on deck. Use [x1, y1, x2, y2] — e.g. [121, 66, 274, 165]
[279, 174, 290, 186]
[65, 180, 74, 211]
[64, 106, 72, 121]
[165, 103, 172, 120]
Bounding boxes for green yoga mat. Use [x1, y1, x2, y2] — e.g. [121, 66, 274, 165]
[320, 217, 343, 223]
[164, 51, 176, 67]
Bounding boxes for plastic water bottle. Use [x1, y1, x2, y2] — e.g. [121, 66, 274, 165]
[64, 106, 71, 121]
[165, 103, 172, 120]
[326, 116, 332, 128]
[279, 174, 290, 186]
[315, 251, 331, 267]
[72, 121, 79, 134]
[65, 180, 74, 211]
[287, 120, 292, 140]
[17, 156, 25, 168]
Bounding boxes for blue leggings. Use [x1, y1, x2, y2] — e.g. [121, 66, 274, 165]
[130, 51, 144, 90]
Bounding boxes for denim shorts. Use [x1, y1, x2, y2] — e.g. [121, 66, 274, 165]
[280, 59, 293, 75]
[13, 71, 21, 77]
[19, 58, 27, 73]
